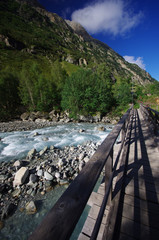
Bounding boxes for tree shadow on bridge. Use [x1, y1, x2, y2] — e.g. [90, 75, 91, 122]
[111, 110, 159, 240]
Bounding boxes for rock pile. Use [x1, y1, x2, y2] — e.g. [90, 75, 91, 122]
[0, 141, 98, 224]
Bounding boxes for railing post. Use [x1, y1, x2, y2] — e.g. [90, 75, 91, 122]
[105, 147, 113, 206]
[120, 123, 126, 143]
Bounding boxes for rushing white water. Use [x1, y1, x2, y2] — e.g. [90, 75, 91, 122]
[0, 123, 113, 162]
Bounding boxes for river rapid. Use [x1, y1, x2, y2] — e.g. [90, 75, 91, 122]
[0, 122, 112, 163]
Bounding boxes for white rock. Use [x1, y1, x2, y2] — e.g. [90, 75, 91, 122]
[44, 171, 53, 181]
[50, 145, 54, 150]
[79, 129, 85, 133]
[27, 148, 36, 159]
[13, 167, 29, 187]
[13, 160, 21, 168]
[79, 162, 85, 172]
[33, 132, 39, 137]
[39, 146, 48, 156]
[37, 169, 43, 177]
[84, 156, 89, 163]
[58, 158, 66, 168]
[78, 153, 85, 161]
[55, 172, 60, 179]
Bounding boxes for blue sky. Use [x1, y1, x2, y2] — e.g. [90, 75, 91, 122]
[38, 0, 159, 81]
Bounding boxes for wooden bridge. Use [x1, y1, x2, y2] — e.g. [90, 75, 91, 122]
[28, 104, 159, 240]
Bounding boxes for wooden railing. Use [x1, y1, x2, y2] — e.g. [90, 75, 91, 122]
[28, 107, 133, 240]
[140, 104, 159, 135]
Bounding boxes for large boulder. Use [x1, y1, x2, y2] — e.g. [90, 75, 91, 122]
[13, 167, 29, 187]
[20, 112, 30, 121]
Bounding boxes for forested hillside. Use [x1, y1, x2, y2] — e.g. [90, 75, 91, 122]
[0, 0, 158, 121]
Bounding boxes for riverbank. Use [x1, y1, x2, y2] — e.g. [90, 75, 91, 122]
[0, 110, 119, 133]
[0, 120, 58, 133]
[0, 141, 99, 231]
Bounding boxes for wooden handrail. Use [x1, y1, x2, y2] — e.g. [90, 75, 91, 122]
[140, 104, 159, 135]
[28, 108, 132, 240]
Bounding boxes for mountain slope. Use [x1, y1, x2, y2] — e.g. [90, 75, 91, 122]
[0, 0, 155, 85]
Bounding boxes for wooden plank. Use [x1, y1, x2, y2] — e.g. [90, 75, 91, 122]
[78, 233, 90, 240]
[124, 177, 159, 194]
[81, 216, 105, 240]
[123, 180, 159, 203]
[97, 186, 105, 196]
[88, 204, 108, 224]
[87, 192, 104, 207]
[118, 202, 159, 229]
[123, 194, 159, 214]
[120, 216, 159, 240]
[119, 233, 135, 240]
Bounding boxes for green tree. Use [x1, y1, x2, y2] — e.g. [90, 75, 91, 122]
[19, 62, 39, 110]
[113, 78, 132, 106]
[96, 64, 114, 114]
[61, 67, 114, 118]
[61, 69, 97, 117]
[0, 69, 20, 120]
[19, 60, 67, 111]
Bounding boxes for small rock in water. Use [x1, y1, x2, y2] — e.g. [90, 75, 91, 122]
[44, 181, 53, 192]
[40, 191, 45, 195]
[79, 129, 85, 133]
[59, 180, 69, 186]
[98, 126, 106, 131]
[42, 137, 49, 141]
[33, 132, 40, 137]
[25, 201, 37, 215]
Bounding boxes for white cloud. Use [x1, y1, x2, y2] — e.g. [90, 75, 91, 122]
[71, 0, 143, 36]
[123, 56, 146, 70]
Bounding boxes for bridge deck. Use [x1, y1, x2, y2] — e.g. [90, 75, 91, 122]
[78, 109, 159, 240]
